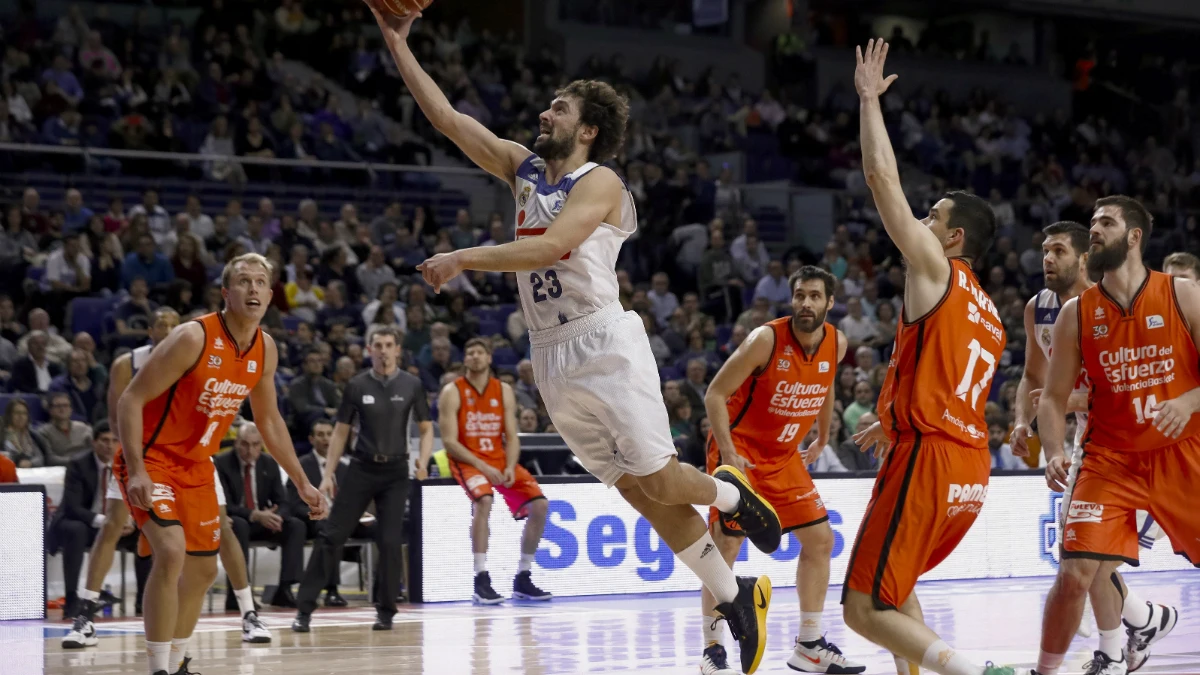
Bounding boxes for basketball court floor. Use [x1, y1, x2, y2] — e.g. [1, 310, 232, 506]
[22, 572, 1200, 674]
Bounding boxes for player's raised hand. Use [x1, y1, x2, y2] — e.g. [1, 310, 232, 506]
[365, 1, 421, 42]
[1150, 396, 1196, 439]
[852, 420, 892, 462]
[1045, 454, 1071, 492]
[299, 482, 329, 520]
[417, 251, 464, 294]
[854, 39, 898, 99]
[1010, 422, 1034, 457]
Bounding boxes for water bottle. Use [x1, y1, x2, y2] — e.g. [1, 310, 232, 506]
[102, 585, 113, 617]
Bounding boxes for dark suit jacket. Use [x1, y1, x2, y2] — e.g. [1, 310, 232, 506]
[286, 451, 348, 518]
[10, 356, 63, 393]
[48, 449, 104, 552]
[288, 375, 341, 423]
[214, 451, 289, 522]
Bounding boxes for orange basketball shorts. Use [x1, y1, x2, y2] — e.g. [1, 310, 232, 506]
[113, 447, 221, 556]
[842, 437, 991, 610]
[706, 437, 829, 535]
[1063, 436, 1200, 566]
[450, 457, 545, 520]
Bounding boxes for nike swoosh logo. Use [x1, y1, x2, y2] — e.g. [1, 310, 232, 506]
[756, 587, 767, 609]
[802, 654, 822, 665]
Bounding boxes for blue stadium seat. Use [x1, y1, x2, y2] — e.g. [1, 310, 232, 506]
[70, 297, 118, 338]
[715, 324, 732, 345]
[491, 347, 519, 368]
[659, 366, 681, 382]
[0, 393, 47, 423]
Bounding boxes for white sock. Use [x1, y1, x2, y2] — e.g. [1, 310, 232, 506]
[798, 611, 823, 643]
[920, 640, 983, 675]
[710, 476, 741, 513]
[169, 636, 191, 671]
[518, 553, 534, 572]
[1122, 591, 1151, 628]
[678, 532, 739, 604]
[79, 588, 100, 602]
[474, 553, 486, 575]
[1035, 651, 1065, 675]
[895, 655, 919, 675]
[1098, 627, 1123, 661]
[703, 615, 726, 647]
[146, 640, 171, 674]
[234, 586, 256, 617]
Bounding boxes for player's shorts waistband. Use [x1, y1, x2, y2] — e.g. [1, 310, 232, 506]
[529, 301, 624, 348]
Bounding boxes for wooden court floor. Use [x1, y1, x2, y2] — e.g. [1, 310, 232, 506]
[30, 572, 1200, 674]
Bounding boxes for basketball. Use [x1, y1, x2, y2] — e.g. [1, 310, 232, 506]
[371, 0, 433, 17]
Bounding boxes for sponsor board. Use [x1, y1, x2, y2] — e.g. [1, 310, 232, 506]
[418, 475, 1195, 602]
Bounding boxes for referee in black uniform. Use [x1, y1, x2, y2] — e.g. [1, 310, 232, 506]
[292, 325, 434, 631]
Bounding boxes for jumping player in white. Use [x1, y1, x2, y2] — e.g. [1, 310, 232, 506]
[1010, 223, 1177, 673]
[370, 6, 781, 673]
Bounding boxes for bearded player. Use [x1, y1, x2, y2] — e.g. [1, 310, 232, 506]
[700, 265, 863, 675]
[438, 337, 552, 605]
[114, 253, 326, 675]
[63, 309, 272, 652]
[1012, 223, 1178, 672]
[371, 6, 780, 674]
[844, 40, 1017, 675]
[1033, 196, 1200, 675]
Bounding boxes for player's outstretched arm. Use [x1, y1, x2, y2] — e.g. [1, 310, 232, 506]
[418, 168, 622, 290]
[1038, 298, 1083, 490]
[855, 40, 950, 291]
[116, 324, 204, 509]
[106, 353, 132, 432]
[1011, 297, 1045, 457]
[370, 5, 529, 186]
[250, 334, 327, 519]
[704, 326, 775, 472]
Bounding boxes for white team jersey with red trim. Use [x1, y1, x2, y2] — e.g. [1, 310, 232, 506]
[512, 155, 636, 332]
[1033, 288, 1088, 449]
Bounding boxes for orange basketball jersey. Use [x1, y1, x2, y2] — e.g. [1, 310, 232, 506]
[141, 312, 265, 469]
[1078, 271, 1200, 451]
[455, 376, 507, 463]
[724, 318, 838, 468]
[878, 259, 1007, 449]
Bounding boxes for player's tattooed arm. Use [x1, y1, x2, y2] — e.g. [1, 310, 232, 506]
[704, 326, 775, 472]
[1149, 278, 1200, 438]
[1038, 298, 1083, 491]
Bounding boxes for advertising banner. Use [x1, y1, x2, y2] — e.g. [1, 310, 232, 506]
[417, 475, 1192, 603]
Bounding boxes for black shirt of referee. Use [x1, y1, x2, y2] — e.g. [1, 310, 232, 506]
[293, 326, 433, 628]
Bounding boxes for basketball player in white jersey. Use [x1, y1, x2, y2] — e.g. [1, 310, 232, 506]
[62, 309, 271, 655]
[371, 7, 780, 672]
[1010, 223, 1176, 672]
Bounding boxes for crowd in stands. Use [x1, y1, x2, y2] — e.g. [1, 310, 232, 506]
[3, 3, 1200, 489]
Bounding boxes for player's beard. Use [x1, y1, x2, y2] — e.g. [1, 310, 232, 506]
[1044, 261, 1080, 296]
[533, 125, 577, 161]
[1086, 235, 1132, 281]
[793, 306, 828, 334]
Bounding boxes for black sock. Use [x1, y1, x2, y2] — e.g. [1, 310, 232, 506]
[80, 599, 98, 621]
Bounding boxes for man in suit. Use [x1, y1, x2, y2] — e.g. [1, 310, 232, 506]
[47, 422, 122, 617]
[287, 419, 377, 607]
[11, 330, 64, 394]
[287, 350, 341, 437]
[216, 422, 307, 608]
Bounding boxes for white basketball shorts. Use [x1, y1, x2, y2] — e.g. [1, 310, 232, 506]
[530, 302, 677, 487]
[105, 457, 227, 507]
[1060, 444, 1163, 551]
